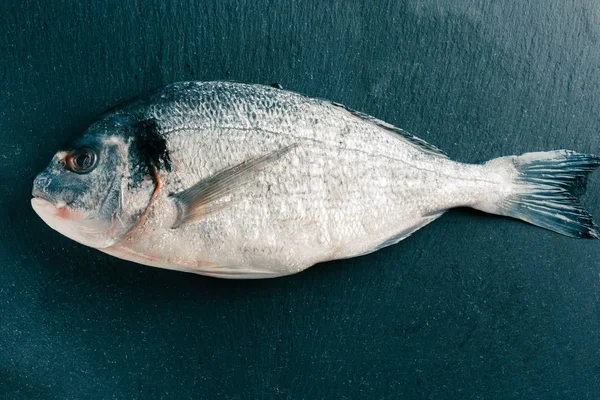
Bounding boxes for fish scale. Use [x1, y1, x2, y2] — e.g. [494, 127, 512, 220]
[31, 81, 600, 278]
[108, 81, 473, 275]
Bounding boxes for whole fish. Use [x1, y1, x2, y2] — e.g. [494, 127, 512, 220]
[32, 81, 599, 278]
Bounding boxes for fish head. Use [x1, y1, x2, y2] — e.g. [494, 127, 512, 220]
[31, 114, 155, 249]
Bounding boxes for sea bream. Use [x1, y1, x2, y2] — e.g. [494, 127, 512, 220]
[31, 81, 599, 278]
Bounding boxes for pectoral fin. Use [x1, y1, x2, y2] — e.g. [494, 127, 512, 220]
[170, 144, 297, 228]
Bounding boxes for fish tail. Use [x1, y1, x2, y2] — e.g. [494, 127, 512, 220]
[472, 150, 600, 238]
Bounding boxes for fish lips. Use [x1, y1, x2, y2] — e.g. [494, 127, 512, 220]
[31, 174, 84, 234]
[31, 174, 75, 208]
[31, 188, 58, 206]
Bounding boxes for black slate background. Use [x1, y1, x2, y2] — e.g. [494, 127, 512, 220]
[2, 0, 600, 399]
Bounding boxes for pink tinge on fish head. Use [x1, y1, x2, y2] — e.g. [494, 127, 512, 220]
[31, 196, 119, 248]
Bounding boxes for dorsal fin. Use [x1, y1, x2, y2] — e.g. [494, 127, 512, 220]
[329, 102, 448, 158]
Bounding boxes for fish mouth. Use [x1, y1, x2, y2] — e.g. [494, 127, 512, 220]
[31, 188, 66, 209]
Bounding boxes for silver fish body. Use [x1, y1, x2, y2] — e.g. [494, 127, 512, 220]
[32, 81, 599, 278]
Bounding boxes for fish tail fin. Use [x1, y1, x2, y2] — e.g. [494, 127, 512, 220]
[472, 150, 600, 238]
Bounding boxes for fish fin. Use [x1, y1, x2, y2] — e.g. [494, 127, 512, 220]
[476, 150, 600, 238]
[328, 102, 449, 158]
[195, 265, 284, 279]
[372, 212, 445, 250]
[170, 144, 297, 228]
[269, 83, 284, 89]
[351, 212, 445, 258]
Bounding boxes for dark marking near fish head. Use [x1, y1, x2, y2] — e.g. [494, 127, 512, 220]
[133, 119, 172, 173]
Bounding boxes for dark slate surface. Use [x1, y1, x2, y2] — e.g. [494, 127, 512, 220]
[2, 1, 600, 399]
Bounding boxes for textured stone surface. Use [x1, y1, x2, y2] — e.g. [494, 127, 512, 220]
[2, 0, 600, 398]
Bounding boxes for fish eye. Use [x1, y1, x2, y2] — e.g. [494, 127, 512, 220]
[66, 147, 98, 174]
